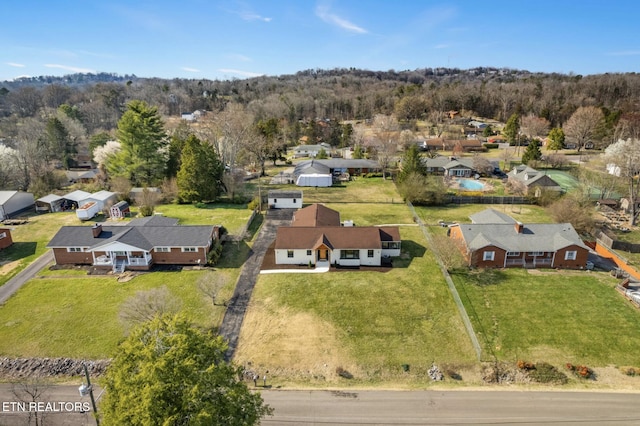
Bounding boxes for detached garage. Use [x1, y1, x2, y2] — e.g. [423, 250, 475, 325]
[296, 174, 332, 187]
[0, 191, 35, 221]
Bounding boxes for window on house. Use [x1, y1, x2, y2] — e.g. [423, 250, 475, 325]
[565, 250, 577, 260]
[155, 247, 170, 253]
[382, 242, 400, 250]
[507, 251, 520, 256]
[293, 199, 297, 203]
[0, 232, 6, 239]
[67, 247, 83, 252]
[273, 199, 277, 203]
[340, 250, 360, 259]
[181, 247, 197, 252]
[530, 251, 544, 256]
[368, 250, 374, 258]
[483, 251, 495, 261]
[306, 250, 312, 256]
[114, 251, 126, 256]
[287, 250, 294, 258]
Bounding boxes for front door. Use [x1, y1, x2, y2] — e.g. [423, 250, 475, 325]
[317, 249, 328, 261]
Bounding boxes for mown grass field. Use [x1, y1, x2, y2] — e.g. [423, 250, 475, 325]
[453, 268, 640, 366]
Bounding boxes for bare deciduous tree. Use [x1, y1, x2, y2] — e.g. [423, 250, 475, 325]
[119, 286, 182, 328]
[520, 114, 550, 141]
[564, 106, 605, 151]
[431, 233, 467, 272]
[198, 272, 229, 306]
[604, 138, 640, 225]
[371, 114, 400, 179]
[11, 375, 52, 426]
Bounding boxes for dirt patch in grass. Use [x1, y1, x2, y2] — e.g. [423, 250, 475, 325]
[234, 298, 357, 383]
[0, 260, 20, 276]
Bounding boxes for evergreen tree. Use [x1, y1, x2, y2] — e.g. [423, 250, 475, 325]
[398, 143, 426, 183]
[503, 113, 520, 144]
[352, 145, 364, 159]
[521, 140, 542, 165]
[101, 315, 272, 425]
[547, 127, 565, 152]
[108, 100, 167, 186]
[45, 117, 76, 169]
[316, 148, 329, 159]
[177, 135, 223, 203]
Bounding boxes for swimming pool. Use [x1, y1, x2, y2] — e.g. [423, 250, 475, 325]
[457, 179, 485, 191]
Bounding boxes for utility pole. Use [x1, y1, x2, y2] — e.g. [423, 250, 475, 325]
[81, 363, 100, 425]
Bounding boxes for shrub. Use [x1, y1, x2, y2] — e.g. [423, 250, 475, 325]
[566, 363, 595, 379]
[207, 241, 224, 266]
[527, 363, 568, 384]
[194, 202, 208, 209]
[483, 143, 499, 149]
[336, 367, 353, 379]
[622, 367, 640, 376]
[247, 197, 259, 211]
[517, 360, 535, 370]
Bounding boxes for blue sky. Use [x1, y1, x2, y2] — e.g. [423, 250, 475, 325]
[2, 0, 639, 82]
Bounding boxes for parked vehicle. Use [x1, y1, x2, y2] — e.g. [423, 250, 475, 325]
[76, 201, 100, 221]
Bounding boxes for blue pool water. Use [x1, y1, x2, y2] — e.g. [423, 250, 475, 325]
[458, 179, 485, 191]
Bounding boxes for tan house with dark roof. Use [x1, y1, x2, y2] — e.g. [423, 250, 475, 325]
[273, 204, 401, 267]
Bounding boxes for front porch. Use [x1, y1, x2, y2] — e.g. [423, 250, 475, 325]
[92, 250, 152, 272]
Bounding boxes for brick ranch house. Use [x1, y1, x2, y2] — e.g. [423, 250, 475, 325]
[47, 216, 219, 272]
[448, 208, 589, 269]
[274, 204, 401, 267]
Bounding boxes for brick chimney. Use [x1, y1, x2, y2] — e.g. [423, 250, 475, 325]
[515, 222, 524, 234]
[92, 223, 102, 238]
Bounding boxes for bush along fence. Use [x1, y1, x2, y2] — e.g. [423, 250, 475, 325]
[446, 195, 533, 205]
[407, 201, 483, 361]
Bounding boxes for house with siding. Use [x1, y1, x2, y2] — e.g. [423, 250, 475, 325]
[273, 204, 401, 268]
[507, 165, 562, 196]
[47, 216, 219, 272]
[423, 156, 477, 177]
[448, 208, 589, 269]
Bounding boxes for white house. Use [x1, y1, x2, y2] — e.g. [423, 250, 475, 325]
[0, 191, 35, 221]
[273, 204, 401, 268]
[268, 190, 303, 209]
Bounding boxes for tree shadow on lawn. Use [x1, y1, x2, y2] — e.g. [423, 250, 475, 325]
[0, 242, 37, 263]
[450, 268, 508, 286]
[392, 240, 426, 268]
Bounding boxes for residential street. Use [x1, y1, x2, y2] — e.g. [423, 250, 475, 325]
[1, 386, 639, 426]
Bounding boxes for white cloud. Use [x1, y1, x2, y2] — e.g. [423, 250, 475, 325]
[7, 62, 25, 68]
[315, 4, 367, 34]
[45, 64, 96, 73]
[240, 11, 272, 22]
[182, 67, 201, 73]
[228, 53, 252, 62]
[218, 68, 264, 78]
[434, 44, 450, 49]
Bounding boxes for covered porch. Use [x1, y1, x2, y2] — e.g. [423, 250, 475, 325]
[90, 241, 152, 272]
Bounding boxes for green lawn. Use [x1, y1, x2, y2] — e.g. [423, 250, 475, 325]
[0, 270, 224, 358]
[414, 203, 554, 226]
[452, 268, 640, 366]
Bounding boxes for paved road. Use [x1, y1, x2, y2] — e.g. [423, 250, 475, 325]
[260, 389, 640, 426]
[1, 386, 639, 426]
[0, 250, 53, 306]
[218, 210, 293, 361]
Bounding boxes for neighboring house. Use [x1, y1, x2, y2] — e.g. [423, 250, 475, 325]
[423, 156, 477, 177]
[47, 216, 219, 272]
[292, 143, 332, 158]
[65, 169, 99, 185]
[468, 120, 488, 129]
[0, 228, 13, 250]
[424, 139, 484, 152]
[181, 112, 195, 121]
[273, 204, 401, 267]
[448, 208, 589, 269]
[508, 165, 562, 196]
[0, 191, 35, 221]
[35, 194, 64, 213]
[268, 190, 303, 209]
